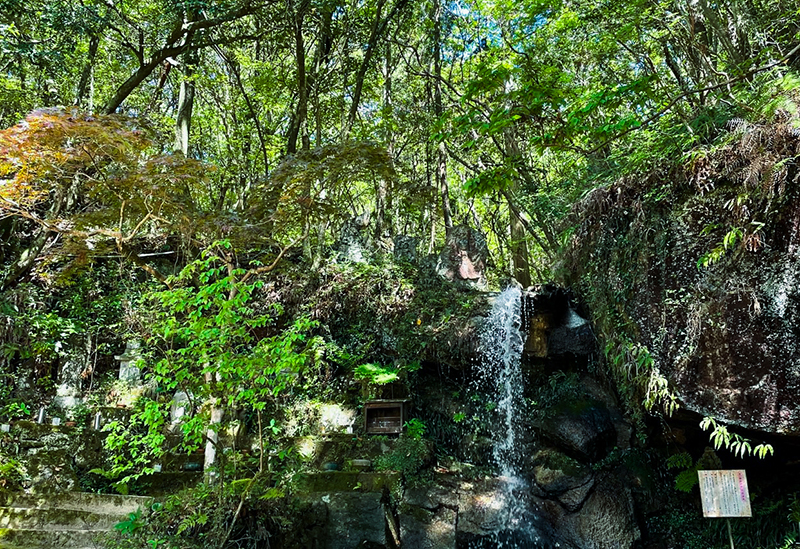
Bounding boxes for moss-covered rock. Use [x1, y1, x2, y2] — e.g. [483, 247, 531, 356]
[561, 119, 800, 436]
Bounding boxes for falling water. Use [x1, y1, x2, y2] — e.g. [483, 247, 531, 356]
[475, 286, 549, 548]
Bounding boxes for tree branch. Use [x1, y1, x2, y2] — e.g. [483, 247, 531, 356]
[585, 41, 800, 155]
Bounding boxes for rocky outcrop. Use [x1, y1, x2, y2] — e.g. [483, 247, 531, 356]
[401, 476, 565, 548]
[537, 472, 640, 549]
[562, 119, 800, 436]
[522, 287, 594, 358]
[539, 399, 616, 461]
[397, 469, 640, 549]
[527, 386, 640, 549]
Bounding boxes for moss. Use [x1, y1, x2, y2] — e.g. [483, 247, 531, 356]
[397, 502, 434, 522]
[296, 471, 400, 493]
[534, 448, 587, 479]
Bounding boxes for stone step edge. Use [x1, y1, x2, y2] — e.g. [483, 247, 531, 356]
[0, 492, 153, 514]
[0, 527, 113, 549]
[0, 506, 123, 531]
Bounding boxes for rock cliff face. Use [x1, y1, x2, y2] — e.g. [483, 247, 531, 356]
[561, 119, 800, 437]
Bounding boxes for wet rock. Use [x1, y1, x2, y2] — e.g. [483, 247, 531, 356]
[399, 505, 456, 549]
[532, 448, 592, 493]
[557, 480, 595, 513]
[315, 492, 388, 549]
[407, 476, 566, 548]
[540, 399, 616, 461]
[562, 128, 800, 435]
[537, 472, 640, 549]
[435, 225, 488, 290]
[404, 483, 459, 510]
[547, 308, 594, 356]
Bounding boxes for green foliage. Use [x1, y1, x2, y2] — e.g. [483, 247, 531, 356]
[374, 435, 430, 482]
[700, 417, 774, 459]
[105, 484, 279, 549]
[649, 489, 800, 549]
[604, 338, 677, 418]
[0, 456, 25, 493]
[0, 401, 30, 421]
[114, 510, 143, 535]
[404, 418, 426, 439]
[93, 248, 319, 489]
[666, 452, 700, 493]
[354, 363, 399, 385]
[789, 496, 800, 526]
[94, 399, 167, 494]
[697, 227, 744, 269]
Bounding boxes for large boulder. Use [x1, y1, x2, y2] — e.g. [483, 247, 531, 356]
[401, 475, 565, 548]
[536, 472, 640, 549]
[539, 399, 617, 461]
[562, 120, 800, 436]
[399, 505, 456, 549]
[308, 492, 388, 549]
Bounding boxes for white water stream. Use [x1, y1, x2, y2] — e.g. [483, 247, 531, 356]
[476, 286, 552, 548]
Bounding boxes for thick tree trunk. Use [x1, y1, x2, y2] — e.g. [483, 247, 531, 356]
[509, 194, 531, 287]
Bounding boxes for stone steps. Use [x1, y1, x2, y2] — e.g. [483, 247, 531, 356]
[0, 492, 152, 515]
[0, 528, 108, 549]
[0, 492, 153, 549]
[0, 507, 121, 531]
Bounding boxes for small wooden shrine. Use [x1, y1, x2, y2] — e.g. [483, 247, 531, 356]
[364, 399, 409, 434]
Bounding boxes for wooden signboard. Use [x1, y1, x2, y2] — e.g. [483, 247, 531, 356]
[698, 470, 752, 518]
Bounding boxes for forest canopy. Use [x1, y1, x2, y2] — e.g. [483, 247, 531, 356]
[1, 2, 799, 546]
[1, 0, 799, 286]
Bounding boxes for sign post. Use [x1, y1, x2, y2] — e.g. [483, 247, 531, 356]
[698, 470, 751, 549]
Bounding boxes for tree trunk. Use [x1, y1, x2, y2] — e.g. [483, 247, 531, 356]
[344, 0, 410, 136]
[309, 6, 333, 148]
[104, 49, 185, 114]
[375, 41, 394, 239]
[432, 0, 453, 239]
[204, 404, 225, 484]
[509, 194, 531, 287]
[175, 49, 197, 155]
[287, 0, 309, 154]
[75, 35, 100, 108]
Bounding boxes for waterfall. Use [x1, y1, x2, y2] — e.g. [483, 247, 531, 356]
[475, 286, 548, 548]
[480, 286, 526, 486]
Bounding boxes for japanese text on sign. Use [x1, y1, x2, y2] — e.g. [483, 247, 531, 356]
[698, 470, 751, 518]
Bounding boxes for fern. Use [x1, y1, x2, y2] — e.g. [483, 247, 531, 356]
[176, 511, 208, 535]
